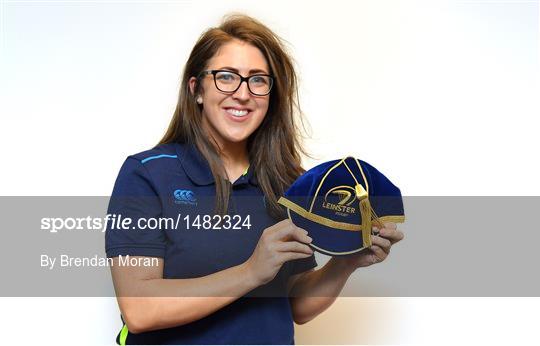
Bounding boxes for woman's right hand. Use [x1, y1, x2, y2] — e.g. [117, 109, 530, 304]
[244, 219, 314, 286]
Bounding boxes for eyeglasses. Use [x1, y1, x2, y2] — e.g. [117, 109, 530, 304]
[198, 69, 274, 96]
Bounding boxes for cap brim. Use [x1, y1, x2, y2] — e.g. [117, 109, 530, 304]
[287, 208, 370, 256]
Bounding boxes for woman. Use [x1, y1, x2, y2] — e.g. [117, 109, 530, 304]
[105, 14, 404, 345]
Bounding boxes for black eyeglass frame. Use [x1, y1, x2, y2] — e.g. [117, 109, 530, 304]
[198, 69, 274, 96]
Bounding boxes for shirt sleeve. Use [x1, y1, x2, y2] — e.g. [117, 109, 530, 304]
[105, 157, 167, 258]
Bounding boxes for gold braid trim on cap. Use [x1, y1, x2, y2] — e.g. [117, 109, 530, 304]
[279, 197, 404, 230]
[378, 215, 406, 223]
[277, 197, 362, 231]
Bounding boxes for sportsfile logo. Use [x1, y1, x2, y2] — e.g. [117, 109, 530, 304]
[174, 189, 197, 206]
[321, 186, 357, 215]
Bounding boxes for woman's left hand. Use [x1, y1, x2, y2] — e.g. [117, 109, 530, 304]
[287, 222, 404, 324]
[332, 222, 404, 271]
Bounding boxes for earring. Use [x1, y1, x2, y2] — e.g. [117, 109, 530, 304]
[196, 96, 203, 104]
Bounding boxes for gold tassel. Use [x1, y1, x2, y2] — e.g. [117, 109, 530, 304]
[360, 198, 372, 247]
[355, 183, 372, 247]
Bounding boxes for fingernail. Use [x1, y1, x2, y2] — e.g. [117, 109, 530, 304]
[306, 236, 312, 242]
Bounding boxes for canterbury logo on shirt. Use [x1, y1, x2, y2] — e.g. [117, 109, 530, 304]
[173, 189, 197, 205]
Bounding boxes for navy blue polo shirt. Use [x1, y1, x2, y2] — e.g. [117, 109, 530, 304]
[105, 142, 317, 345]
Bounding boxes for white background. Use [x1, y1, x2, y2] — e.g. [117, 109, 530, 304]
[1, 0, 539, 344]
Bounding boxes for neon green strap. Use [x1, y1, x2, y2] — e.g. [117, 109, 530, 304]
[119, 324, 129, 345]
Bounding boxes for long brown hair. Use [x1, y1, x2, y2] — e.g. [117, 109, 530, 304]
[158, 14, 308, 219]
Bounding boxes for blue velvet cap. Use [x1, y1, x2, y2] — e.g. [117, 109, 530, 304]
[278, 157, 405, 256]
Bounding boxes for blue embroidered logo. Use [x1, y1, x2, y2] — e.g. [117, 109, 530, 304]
[173, 189, 197, 205]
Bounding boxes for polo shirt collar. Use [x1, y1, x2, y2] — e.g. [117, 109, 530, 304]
[175, 142, 258, 187]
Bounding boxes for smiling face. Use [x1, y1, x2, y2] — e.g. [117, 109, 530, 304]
[189, 39, 271, 149]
